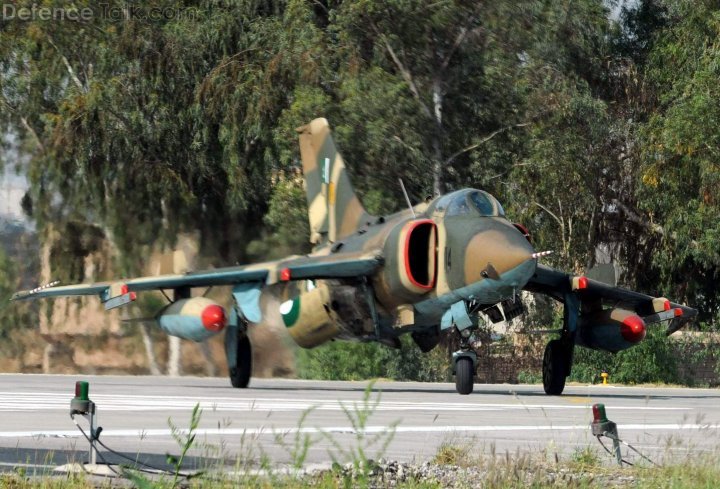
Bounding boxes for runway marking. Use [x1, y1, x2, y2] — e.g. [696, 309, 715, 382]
[0, 423, 718, 439]
[0, 393, 691, 413]
[565, 396, 595, 404]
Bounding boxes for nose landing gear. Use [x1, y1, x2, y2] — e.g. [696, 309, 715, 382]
[452, 330, 478, 395]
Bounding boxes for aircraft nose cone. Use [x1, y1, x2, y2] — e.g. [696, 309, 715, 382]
[463, 224, 536, 285]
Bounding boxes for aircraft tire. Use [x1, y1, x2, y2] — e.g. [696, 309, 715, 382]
[455, 357, 474, 395]
[542, 339, 567, 395]
[230, 334, 252, 388]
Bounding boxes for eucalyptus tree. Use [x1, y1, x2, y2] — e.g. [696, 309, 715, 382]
[632, 0, 720, 319]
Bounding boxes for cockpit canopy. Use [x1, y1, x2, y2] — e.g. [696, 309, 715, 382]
[430, 189, 505, 217]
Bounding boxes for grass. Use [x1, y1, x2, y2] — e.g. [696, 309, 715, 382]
[3, 459, 720, 488]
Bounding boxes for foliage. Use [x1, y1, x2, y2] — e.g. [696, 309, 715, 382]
[569, 447, 601, 469]
[296, 341, 385, 381]
[167, 403, 203, 488]
[433, 442, 472, 466]
[246, 176, 311, 261]
[632, 0, 720, 318]
[570, 328, 681, 385]
[296, 335, 447, 383]
[322, 381, 398, 488]
[121, 403, 203, 488]
[2, 0, 720, 384]
[0, 246, 34, 359]
[273, 408, 317, 474]
[516, 370, 542, 385]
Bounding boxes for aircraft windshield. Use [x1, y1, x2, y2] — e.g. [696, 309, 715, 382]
[469, 191, 504, 216]
[432, 189, 505, 217]
[446, 195, 472, 216]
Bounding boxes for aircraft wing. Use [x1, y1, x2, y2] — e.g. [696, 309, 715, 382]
[524, 264, 697, 335]
[12, 251, 384, 302]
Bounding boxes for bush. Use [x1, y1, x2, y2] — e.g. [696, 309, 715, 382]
[569, 328, 681, 385]
[296, 341, 386, 381]
[296, 335, 448, 382]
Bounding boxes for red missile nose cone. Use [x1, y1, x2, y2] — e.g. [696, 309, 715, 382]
[201, 305, 227, 332]
[620, 315, 646, 343]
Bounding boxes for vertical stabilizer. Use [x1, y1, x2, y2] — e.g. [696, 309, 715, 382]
[297, 118, 373, 245]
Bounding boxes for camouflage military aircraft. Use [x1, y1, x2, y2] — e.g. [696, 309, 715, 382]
[12, 118, 697, 395]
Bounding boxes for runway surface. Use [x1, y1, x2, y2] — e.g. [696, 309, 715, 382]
[0, 374, 718, 473]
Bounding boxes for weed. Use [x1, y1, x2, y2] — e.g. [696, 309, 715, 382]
[516, 370, 542, 384]
[273, 407, 318, 473]
[432, 442, 472, 466]
[320, 381, 398, 488]
[121, 403, 203, 488]
[570, 446, 601, 468]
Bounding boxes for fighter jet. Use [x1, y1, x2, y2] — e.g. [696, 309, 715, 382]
[12, 118, 697, 395]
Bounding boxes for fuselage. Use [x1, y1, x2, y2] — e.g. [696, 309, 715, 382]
[274, 188, 538, 347]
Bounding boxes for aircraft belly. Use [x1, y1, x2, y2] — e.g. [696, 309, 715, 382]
[414, 259, 536, 319]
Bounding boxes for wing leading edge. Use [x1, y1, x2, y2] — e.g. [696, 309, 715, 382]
[12, 252, 384, 302]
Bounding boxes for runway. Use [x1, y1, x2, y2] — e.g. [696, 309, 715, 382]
[0, 374, 718, 473]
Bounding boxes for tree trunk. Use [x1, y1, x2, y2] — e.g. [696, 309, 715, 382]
[139, 323, 161, 375]
[168, 336, 182, 377]
[432, 79, 444, 196]
[200, 341, 217, 377]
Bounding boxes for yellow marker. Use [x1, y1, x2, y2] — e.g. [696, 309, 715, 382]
[328, 182, 336, 205]
[601, 372, 609, 385]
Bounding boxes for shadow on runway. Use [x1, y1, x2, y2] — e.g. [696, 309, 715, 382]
[184, 382, 720, 401]
[188, 383, 458, 395]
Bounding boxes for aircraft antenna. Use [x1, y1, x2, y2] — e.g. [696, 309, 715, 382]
[399, 179, 416, 219]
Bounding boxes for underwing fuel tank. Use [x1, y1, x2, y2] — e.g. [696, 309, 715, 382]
[579, 308, 647, 353]
[157, 297, 227, 342]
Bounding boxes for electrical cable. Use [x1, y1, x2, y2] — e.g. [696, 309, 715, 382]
[95, 438, 200, 479]
[70, 414, 120, 476]
[71, 413, 198, 479]
[602, 431, 659, 467]
[595, 435, 634, 466]
[94, 438, 172, 473]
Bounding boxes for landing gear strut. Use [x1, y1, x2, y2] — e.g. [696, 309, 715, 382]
[542, 338, 573, 395]
[226, 318, 252, 389]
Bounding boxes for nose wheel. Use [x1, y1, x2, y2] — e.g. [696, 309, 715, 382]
[454, 356, 475, 395]
[452, 330, 477, 395]
[542, 339, 571, 395]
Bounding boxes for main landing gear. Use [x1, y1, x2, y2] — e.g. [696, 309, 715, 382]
[542, 337, 574, 395]
[226, 318, 252, 388]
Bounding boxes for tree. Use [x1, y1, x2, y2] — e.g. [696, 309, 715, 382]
[615, 0, 720, 320]
[0, 245, 34, 360]
[331, 0, 535, 198]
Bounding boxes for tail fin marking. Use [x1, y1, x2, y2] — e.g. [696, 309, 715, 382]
[297, 118, 372, 245]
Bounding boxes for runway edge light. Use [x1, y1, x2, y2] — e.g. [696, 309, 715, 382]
[591, 403, 622, 466]
[71, 380, 91, 415]
[592, 403, 608, 424]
